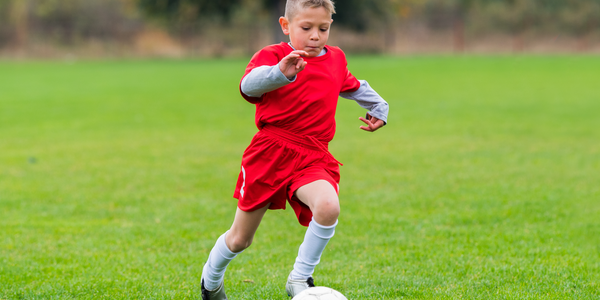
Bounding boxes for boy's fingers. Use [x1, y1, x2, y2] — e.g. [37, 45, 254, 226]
[296, 58, 304, 69]
[283, 53, 298, 61]
[371, 120, 384, 131]
[286, 54, 299, 62]
[370, 116, 381, 126]
[287, 51, 308, 60]
[291, 50, 310, 56]
[358, 116, 384, 132]
[300, 62, 307, 72]
[358, 117, 374, 131]
[359, 116, 371, 125]
[282, 51, 309, 72]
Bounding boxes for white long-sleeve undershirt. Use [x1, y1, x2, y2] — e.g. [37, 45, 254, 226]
[240, 64, 389, 124]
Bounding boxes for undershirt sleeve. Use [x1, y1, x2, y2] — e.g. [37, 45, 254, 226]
[241, 65, 296, 98]
[339, 80, 389, 124]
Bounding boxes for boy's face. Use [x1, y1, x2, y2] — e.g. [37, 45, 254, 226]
[279, 6, 333, 57]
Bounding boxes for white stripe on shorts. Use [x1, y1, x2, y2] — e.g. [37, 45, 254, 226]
[240, 166, 246, 198]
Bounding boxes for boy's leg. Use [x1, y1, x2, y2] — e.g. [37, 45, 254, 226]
[202, 205, 269, 292]
[227, 205, 270, 252]
[287, 180, 339, 296]
[295, 180, 340, 226]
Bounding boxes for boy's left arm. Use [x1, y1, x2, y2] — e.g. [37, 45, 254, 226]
[339, 80, 389, 132]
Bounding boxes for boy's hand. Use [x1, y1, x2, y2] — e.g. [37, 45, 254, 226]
[279, 50, 309, 79]
[359, 114, 385, 132]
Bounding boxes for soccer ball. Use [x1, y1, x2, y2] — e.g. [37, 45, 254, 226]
[292, 287, 348, 300]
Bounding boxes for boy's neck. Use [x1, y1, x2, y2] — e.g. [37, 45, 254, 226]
[288, 42, 327, 57]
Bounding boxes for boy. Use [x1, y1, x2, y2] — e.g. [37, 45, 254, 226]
[200, 0, 389, 299]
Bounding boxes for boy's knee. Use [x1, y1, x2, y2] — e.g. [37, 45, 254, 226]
[313, 197, 340, 225]
[226, 233, 253, 253]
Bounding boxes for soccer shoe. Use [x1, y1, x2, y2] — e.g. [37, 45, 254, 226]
[286, 274, 315, 297]
[201, 279, 228, 300]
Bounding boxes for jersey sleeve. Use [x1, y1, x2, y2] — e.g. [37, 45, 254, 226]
[332, 47, 360, 93]
[240, 46, 284, 104]
[340, 68, 361, 94]
[340, 80, 389, 124]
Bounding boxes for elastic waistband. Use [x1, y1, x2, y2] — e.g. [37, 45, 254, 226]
[261, 125, 342, 166]
[261, 125, 328, 151]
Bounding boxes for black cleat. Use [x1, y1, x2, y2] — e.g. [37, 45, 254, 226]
[201, 279, 228, 300]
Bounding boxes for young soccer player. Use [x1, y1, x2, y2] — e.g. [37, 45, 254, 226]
[200, 0, 389, 299]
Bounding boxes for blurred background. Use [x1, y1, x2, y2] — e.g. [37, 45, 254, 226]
[0, 0, 599, 58]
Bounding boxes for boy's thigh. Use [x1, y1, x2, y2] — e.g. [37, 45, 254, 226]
[286, 165, 340, 226]
[288, 165, 339, 205]
[294, 180, 339, 208]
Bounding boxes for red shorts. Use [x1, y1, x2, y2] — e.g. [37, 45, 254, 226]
[233, 125, 341, 226]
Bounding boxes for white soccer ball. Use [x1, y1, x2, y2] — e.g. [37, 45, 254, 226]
[292, 287, 348, 300]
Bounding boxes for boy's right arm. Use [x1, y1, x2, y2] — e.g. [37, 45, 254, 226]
[241, 50, 308, 98]
[241, 65, 294, 98]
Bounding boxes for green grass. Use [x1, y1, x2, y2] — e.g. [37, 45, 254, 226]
[1, 56, 599, 299]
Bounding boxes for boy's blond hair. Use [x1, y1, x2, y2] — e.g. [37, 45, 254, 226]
[284, 0, 336, 21]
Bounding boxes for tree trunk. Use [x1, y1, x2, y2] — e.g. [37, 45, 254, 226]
[247, 21, 258, 55]
[272, 0, 287, 44]
[512, 31, 524, 52]
[577, 23, 594, 52]
[453, 18, 465, 53]
[383, 18, 397, 53]
[11, 0, 29, 50]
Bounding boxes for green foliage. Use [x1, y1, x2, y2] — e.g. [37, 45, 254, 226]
[0, 0, 141, 45]
[137, 0, 242, 23]
[1, 0, 600, 51]
[558, 0, 600, 36]
[334, 0, 395, 31]
[482, 0, 538, 34]
[0, 1, 11, 45]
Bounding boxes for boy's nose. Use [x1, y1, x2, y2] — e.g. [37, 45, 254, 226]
[310, 30, 319, 40]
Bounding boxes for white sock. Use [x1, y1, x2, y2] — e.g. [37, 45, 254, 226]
[290, 218, 337, 280]
[201, 231, 242, 291]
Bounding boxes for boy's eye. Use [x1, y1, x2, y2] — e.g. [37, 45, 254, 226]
[320, 28, 328, 32]
[302, 27, 310, 31]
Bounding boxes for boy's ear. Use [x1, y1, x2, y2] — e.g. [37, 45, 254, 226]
[279, 17, 290, 35]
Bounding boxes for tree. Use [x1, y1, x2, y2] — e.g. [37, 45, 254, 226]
[264, 0, 286, 43]
[486, 0, 539, 51]
[558, 0, 600, 50]
[137, 0, 242, 31]
[0, 0, 31, 49]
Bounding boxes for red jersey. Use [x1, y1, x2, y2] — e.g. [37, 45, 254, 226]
[240, 42, 361, 142]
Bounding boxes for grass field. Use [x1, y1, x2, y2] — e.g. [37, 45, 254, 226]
[1, 56, 599, 299]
